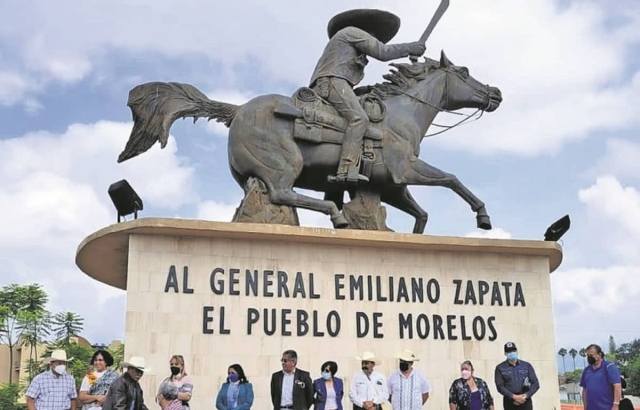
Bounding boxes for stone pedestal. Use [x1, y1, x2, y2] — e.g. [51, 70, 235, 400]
[76, 218, 563, 410]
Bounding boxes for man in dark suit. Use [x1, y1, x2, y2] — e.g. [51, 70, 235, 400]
[271, 349, 314, 410]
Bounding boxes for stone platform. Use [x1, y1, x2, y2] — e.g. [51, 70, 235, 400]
[76, 218, 563, 410]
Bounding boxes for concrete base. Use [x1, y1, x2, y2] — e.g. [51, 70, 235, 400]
[76, 218, 563, 410]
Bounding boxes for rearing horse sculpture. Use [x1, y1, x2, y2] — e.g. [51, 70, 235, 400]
[117, 50, 502, 234]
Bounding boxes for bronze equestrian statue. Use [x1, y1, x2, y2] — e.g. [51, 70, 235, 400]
[117, 7, 503, 234]
[310, 9, 426, 184]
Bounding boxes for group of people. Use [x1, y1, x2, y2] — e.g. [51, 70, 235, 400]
[265, 344, 535, 410]
[23, 341, 626, 410]
[25, 350, 193, 410]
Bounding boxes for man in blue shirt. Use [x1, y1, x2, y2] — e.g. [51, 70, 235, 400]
[580, 344, 622, 410]
[494, 342, 540, 410]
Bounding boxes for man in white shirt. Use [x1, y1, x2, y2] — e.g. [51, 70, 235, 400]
[387, 350, 431, 410]
[349, 351, 388, 410]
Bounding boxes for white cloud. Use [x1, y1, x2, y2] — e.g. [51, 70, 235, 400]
[551, 264, 640, 349]
[464, 227, 512, 239]
[578, 175, 640, 261]
[1, 0, 639, 157]
[0, 120, 198, 343]
[0, 71, 39, 107]
[552, 173, 640, 349]
[197, 200, 239, 222]
[592, 139, 640, 180]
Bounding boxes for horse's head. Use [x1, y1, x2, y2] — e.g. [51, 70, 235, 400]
[433, 50, 502, 113]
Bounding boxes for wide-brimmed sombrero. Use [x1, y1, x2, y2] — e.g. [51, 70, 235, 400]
[327, 9, 401, 44]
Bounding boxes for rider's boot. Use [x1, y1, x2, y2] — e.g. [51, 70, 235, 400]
[327, 158, 369, 184]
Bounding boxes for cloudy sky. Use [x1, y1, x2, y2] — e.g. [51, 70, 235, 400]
[1, 0, 638, 366]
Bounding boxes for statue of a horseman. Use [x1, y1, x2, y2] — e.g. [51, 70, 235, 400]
[117, 4, 503, 234]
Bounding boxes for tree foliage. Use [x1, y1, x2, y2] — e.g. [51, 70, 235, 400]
[0, 283, 126, 408]
[52, 311, 84, 346]
[0, 284, 48, 383]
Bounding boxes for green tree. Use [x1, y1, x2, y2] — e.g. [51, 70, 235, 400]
[616, 339, 640, 368]
[627, 355, 640, 396]
[569, 348, 578, 371]
[558, 348, 567, 374]
[16, 311, 51, 379]
[564, 368, 583, 384]
[579, 348, 587, 368]
[52, 312, 84, 346]
[109, 343, 125, 370]
[0, 284, 48, 383]
[0, 383, 21, 410]
[609, 335, 617, 356]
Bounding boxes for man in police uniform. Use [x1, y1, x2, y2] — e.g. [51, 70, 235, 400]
[309, 9, 426, 184]
[494, 342, 540, 410]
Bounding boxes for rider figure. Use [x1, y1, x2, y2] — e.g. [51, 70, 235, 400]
[309, 9, 426, 184]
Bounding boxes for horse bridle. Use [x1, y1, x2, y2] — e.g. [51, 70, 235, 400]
[397, 67, 493, 137]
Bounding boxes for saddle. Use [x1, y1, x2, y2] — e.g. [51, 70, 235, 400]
[273, 87, 386, 178]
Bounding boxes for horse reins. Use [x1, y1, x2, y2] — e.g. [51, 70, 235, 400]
[396, 67, 492, 138]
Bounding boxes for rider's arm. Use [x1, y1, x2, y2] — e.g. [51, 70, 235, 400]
[345, 27, 421, 61]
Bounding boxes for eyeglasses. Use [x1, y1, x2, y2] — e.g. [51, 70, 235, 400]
[281, 359, 290, 363]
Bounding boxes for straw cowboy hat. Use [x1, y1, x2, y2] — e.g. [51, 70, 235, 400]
[121, 356, 151, 372]
[397, 349, 420, 362]
[356, 351, 382, 365]
[44, 349, 73, 364]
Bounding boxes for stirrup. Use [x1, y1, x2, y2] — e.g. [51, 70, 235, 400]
[327, 173, 369, 184]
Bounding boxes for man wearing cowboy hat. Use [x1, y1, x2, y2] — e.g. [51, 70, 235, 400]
[387, 350, 431, 410]
[102, 356, 150, 410]
[349, 351, 389, 410]
[26, 349, 78, 410]
[309, 9, 426, 184]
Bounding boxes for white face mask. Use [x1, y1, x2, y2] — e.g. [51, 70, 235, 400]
[54, 364, 66, 374]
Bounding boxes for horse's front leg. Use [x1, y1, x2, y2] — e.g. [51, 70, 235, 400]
[397, 158, 492, 230]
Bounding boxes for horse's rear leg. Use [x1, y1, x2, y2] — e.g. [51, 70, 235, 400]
[266, 183, 349, 229]
[381, 187, 429, 234]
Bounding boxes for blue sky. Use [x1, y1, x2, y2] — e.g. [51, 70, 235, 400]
[0, 0, 638, 365]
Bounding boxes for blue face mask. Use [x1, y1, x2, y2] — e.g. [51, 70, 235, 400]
[321, 372, 332, 380]
[507, 352, 518, 361]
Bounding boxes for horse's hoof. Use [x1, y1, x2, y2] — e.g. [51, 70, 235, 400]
[477, 215, 492, 230]
[332, 214, 349, 229]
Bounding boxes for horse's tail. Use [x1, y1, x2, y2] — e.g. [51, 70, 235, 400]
[117, 82, 238, 163]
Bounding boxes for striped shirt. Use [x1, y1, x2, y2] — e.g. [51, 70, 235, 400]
[26, 370, 78, 410]
[387, 370, 431, 410]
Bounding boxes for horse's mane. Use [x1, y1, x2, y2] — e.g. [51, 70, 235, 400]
[356, 57, 441, 100]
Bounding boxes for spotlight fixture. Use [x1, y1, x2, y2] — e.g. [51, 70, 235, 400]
[544, 214, 570, 242]
[108, 179, 143, 223]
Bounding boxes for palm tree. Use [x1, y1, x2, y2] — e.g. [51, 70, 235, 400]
[21, 284, 48, 313]
[558, 348, 568, 374]
[579, 348, 587, 368]
[17, 310, 51, 378]
[110, 343, 125, 370]
[0, 283, 48, 383]
[569, 348, 578, 371]
[52, 312, 84, 345]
